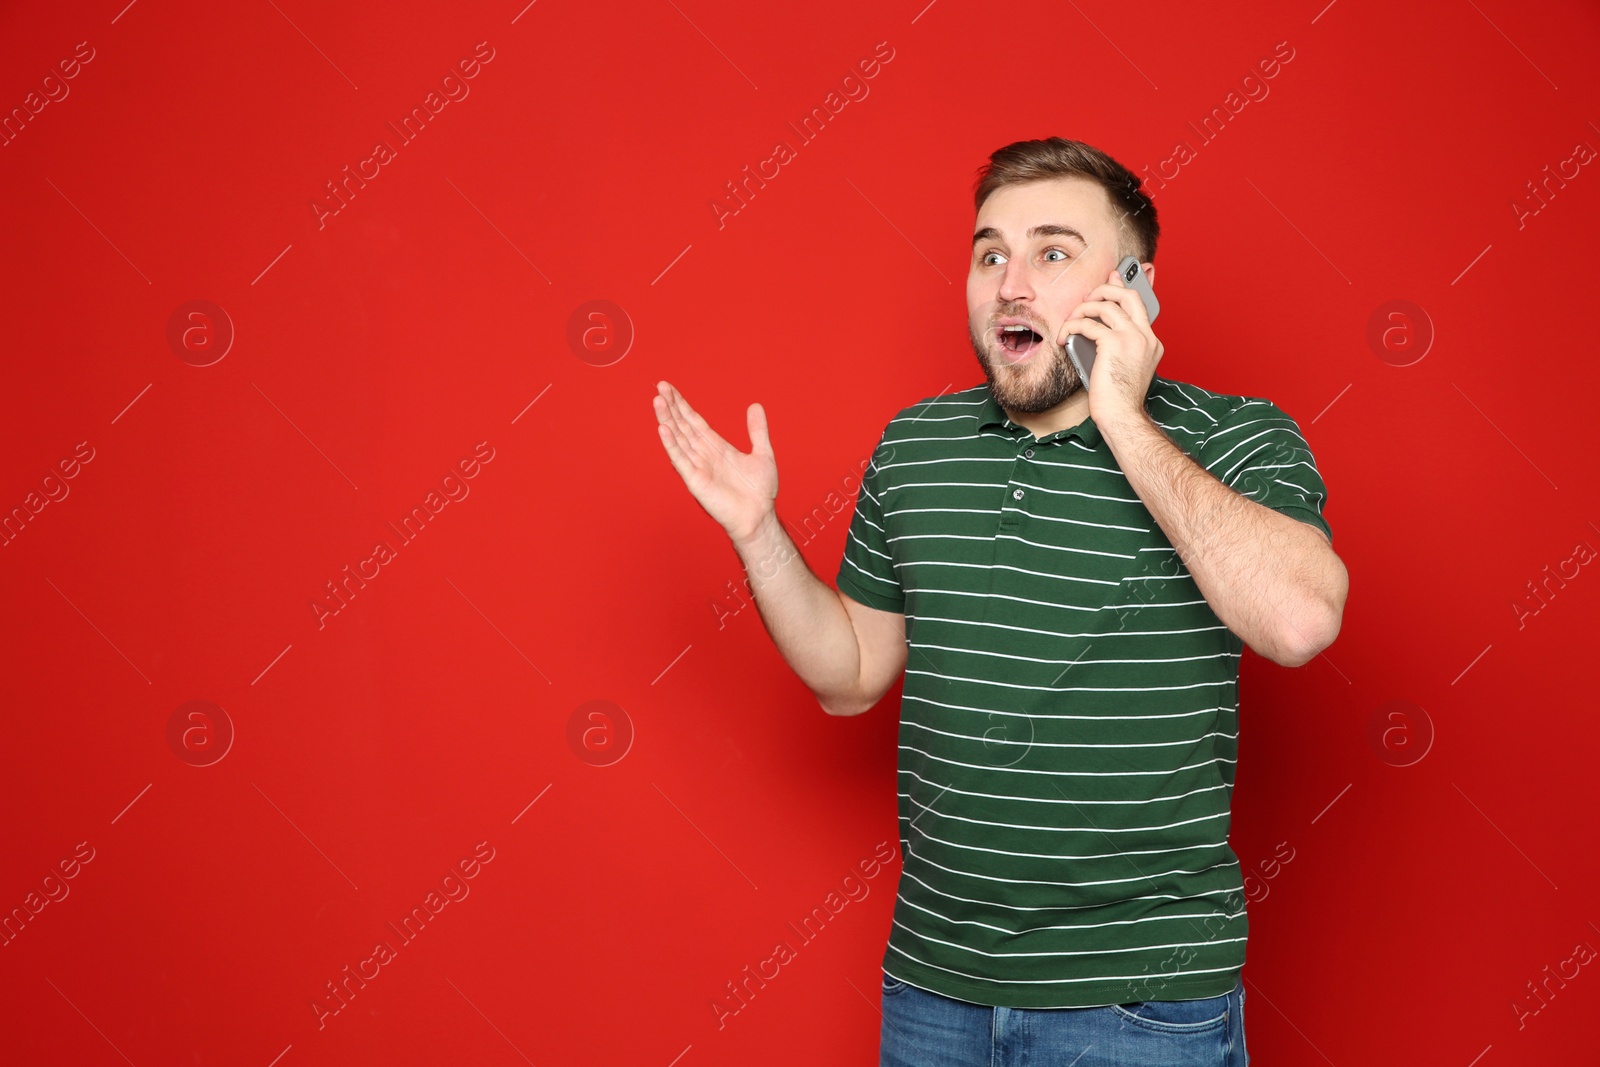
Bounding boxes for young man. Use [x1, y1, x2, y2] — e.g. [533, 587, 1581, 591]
[653, 136, 1347, 1066]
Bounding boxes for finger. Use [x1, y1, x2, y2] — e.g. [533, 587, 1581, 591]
[654, 393, 705, 472]
[664, 382, 731, 456]
[656, 414, 694, 476]
[1079, 298, 1133, 326]
[1086, 285, 1137, 313]
[1095, 283, 1150, 326]
[1058, 316, 1112, 346]
[655, 398, 701, 481]
[747, 402, 773, 458]
[659, 383, 717, 466]
[658, 385, 724, 474]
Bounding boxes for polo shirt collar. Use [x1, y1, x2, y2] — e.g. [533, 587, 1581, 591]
[975, 387, 1103, 448]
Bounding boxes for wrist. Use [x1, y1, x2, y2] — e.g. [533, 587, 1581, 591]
[1092, 398, 1151, 440]
[730, 509, 782, 555]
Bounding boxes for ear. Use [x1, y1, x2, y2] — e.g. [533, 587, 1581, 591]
[1143, 262, 1156, 290]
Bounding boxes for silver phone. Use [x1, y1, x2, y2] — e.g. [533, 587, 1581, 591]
[1066, 255, 1159, 387]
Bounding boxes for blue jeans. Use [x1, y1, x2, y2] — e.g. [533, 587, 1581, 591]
[879, 972, 1248, 1066]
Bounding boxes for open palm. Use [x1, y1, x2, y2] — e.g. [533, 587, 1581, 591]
[653, 380, 778, 543]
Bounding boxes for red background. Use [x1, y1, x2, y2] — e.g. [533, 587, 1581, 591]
[3, 0, 1598, 1063]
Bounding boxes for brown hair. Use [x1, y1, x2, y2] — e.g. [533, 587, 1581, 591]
[973, 137, 1160, 265]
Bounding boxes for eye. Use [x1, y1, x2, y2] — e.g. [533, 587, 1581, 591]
[1044, 248, 1071, 262]
[981, 251, 1005, 266]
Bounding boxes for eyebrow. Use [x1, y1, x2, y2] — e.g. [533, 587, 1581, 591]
[972, 223, 1089, 250]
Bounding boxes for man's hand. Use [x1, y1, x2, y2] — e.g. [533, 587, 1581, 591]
[1055, 266, 1164, 426]
[653, 381, 778, 546]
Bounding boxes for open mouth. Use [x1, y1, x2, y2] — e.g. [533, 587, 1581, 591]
[997, 324, 1044, 361]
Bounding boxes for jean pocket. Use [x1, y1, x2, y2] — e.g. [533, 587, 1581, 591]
[882, 971, 910, 996]
[1111, 988, 1230, 1033]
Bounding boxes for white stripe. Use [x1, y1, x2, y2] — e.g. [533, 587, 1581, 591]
[896, 851, 1238, 892]
[900, 692, 1233, 721]
[909, 642, 1234, 668]
[887, 505, 1149, 533]
[894, 864, 1244, 918]
[907, 614, 1227, 642]
[900, 719, 1235, 751]
[896, 776, 1231, 817]
[885, 939, 1245, 987]
[898, 742, 1236, 777]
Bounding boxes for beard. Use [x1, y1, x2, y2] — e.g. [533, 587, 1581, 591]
[967, 320, 1082, 414]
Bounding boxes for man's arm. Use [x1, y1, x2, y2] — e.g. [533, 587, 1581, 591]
[1097, 407, 1348, 667]
[653, 381, 906, 714]
[731, 510, 904, 715]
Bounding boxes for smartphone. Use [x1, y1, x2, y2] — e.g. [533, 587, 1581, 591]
[1065, 255, 1159, 387]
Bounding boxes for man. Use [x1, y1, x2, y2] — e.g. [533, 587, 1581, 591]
[653, 136, 1347, 1067]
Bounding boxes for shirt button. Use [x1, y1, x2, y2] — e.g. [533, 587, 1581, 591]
[1012, 488, 1024, 500]
[1024, 448, 1035, 459]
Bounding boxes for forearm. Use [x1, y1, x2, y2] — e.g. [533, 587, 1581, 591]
[730, 510, 863, 710]
[1099, 410, 1346, 666]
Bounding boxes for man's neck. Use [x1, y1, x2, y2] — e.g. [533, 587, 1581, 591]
[1004, 390, 1092, 441]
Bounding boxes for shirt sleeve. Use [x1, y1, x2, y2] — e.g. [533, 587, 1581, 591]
[1197, 397, 1333, 544]
[834, 428, 905, 613]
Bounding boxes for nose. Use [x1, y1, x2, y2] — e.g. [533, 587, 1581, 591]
[997, 257, 1036, 304]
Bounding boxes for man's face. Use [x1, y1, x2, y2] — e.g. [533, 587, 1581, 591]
[966, 177, 1123, 415]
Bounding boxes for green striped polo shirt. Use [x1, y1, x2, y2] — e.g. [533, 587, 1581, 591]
[834, 375, 1332, 1010]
